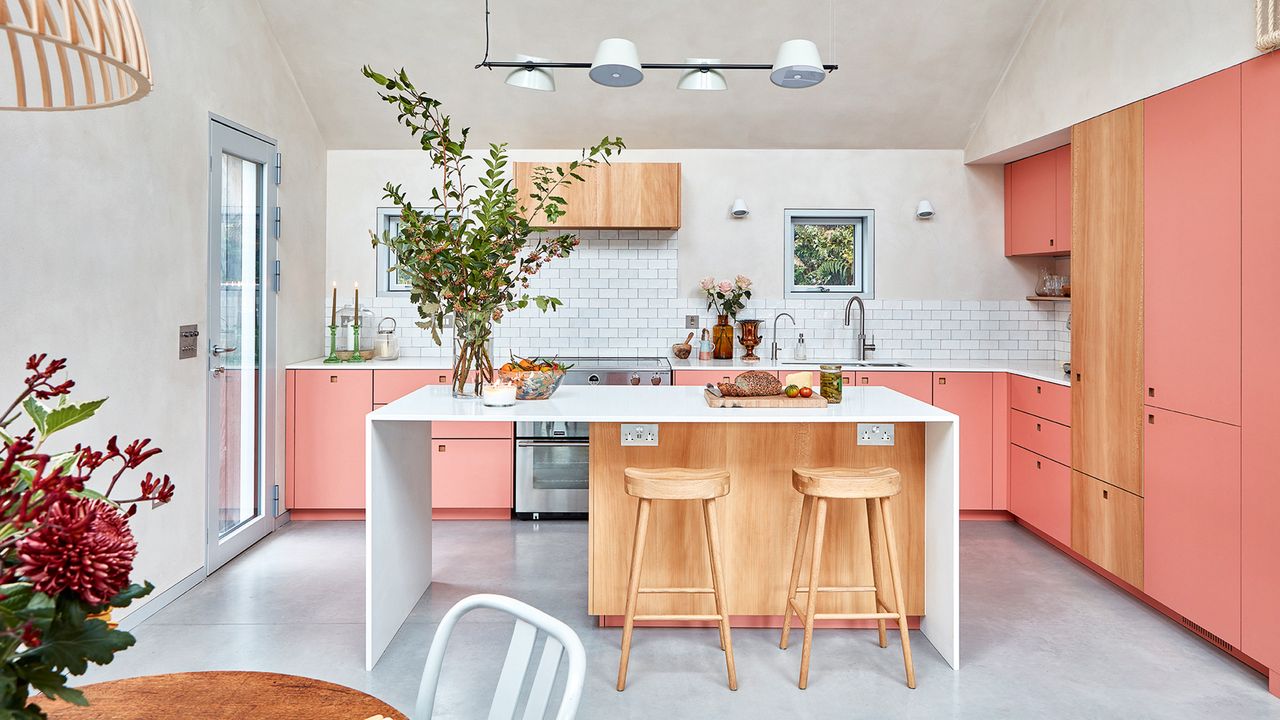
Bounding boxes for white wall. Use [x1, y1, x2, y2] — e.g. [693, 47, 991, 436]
[328, 148, 1037, 300]
[966, 0, 1261, 163]
[0, 1, 326, 616]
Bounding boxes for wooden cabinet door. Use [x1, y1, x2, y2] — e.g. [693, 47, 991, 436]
[597, 162, 681, 229]
[1009, 445, 1071, 546]
[852, 371, 933, 403]
[1071, 103, 1145, 496]
[1007, 150, 1057, 255]
[1144, 67, 1242, 425]
[292, 370, 373, 509]
[513, 162, 601, 228]
[1071, 471, 1144, 589]
[1053, 144, 1073, 253]
[1242, 50, 1280, 671]
[1144, 407, 1241, 646]
[431, 439, 513, 509]
[933, 373, 994, 510]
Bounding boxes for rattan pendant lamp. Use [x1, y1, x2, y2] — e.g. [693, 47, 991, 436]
[1, 0, 151, 111]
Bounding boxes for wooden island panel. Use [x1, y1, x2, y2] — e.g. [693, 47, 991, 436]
[588, 422, 925, 621]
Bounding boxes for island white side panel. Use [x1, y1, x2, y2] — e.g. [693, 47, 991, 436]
[366, 418, 433, 670]
[921, 419, 961, 669]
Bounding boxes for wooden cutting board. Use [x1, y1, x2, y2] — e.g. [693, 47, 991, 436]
[704, 388, 829, 408]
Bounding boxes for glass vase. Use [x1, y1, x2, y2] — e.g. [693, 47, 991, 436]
[451, 311, 496, 399]
[711, 314, 735, 360]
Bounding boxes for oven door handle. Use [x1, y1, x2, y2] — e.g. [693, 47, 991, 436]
[516, 439, 590, 448]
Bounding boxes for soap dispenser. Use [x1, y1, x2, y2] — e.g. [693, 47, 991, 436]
[794, 332, 808, 360]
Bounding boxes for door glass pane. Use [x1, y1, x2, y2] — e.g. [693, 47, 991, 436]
[217, 153, 263, 536]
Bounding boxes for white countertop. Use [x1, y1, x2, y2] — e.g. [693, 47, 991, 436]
[369, 384, 958, 423]
[289, 355, 1070, 387]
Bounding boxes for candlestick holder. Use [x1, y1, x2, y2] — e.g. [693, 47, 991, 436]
[323, 324, 341, 363]
[345, 324, 366, 363]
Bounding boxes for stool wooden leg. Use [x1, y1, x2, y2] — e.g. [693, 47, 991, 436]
[864, 498, 888, 649]
[877, 496, 916, 689]
[798, 497, 828, 690]
[617, 497, 652, 692]
[703, 497, 738, 691]
[780, 494, 814, 650]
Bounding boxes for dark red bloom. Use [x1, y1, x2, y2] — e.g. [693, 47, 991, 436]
[21, 623, 41, 648]
[23, 354, 74, 400]
[17, 498, 137, 606]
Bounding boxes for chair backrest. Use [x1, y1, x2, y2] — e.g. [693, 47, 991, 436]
[414, 594, 586, 720]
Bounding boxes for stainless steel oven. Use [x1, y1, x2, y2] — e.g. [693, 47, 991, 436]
[513, 357, 672, 520]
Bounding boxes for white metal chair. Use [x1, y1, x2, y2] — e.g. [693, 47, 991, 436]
[414, 593, 587, 720]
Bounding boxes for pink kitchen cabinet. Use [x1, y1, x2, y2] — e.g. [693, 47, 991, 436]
[1009, 409, 1070, 467]
[852, 371, 933, 404]
[674, 369, 740, 387]
[1009, 444, 1071, 546]
[431, 439, 514, 511]
[1143, 406, 1241, 647]
[1006, 149, 1057, 256]
[932, 373, 994, 510]
[291, 370, 373, 510]
[1143, 66, 1242, 426]
[1242, 50, 1280, 673]
[1009, 375, 1071, 427]
[1053, 145, 1072, 254]
[372, 369, 452, 404]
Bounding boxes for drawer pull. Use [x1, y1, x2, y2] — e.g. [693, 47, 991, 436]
[1036, 460, 1041, 469]
[1148, 387, 1155, 398]
[938, 377, 947, 385]
[860, 377, 869, 384]
[439, 374, 447, 383]
[329, 375, 338, 383]
[1148, 414, 1155, 424]
[1036, 385, 1042, 394]
[1036, 422, 1042, 432]
[1102, 489, 1109, 500]
[437, 444, 446, 452]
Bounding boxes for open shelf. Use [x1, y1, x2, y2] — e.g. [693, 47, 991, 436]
[1026, 295, 1071, 302]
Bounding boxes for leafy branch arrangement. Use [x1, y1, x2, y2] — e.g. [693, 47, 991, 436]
[0, 354, 175, 718]
[362, 66, 624, 396]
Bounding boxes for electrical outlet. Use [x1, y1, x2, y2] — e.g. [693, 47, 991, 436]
[685, 314, 700, 329]
[621, 423, 659, 446]
[856, 423, 895, 446]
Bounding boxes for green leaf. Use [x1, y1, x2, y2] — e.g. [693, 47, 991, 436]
[107, 582, 154, 609]
[39, 399, 107, 437]
[32, 615, 136, 675]
[21, 398, 48, 435]
[13, 665, 87, 706]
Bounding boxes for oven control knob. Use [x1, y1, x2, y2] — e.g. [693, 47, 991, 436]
[650, 373, 662, 386]
[588, 374, 601, 385]
[630, 372, 641, 386]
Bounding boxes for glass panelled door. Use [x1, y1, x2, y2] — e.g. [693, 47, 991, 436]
[207, 118, 278, 572]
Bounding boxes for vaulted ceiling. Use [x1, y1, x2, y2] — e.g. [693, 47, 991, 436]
[258, 0, 1043, 150]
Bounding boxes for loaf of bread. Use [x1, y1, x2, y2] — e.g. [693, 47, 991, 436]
[723, 370, 782, 397]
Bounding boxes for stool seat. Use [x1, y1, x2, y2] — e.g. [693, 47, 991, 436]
[792, 466, 902, 499]
[624, 467, 731, 500]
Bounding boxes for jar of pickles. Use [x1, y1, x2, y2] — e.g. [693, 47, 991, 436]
[819, 364, 843, 404]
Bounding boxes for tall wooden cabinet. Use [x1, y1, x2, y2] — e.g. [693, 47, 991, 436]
[514, 162, 681, 229]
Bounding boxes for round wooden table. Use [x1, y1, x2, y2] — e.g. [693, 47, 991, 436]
[41, 671, 407, 719]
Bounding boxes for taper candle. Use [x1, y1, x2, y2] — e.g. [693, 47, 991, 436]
[354, 282, 359, 319]
[330, 282, 337, 326]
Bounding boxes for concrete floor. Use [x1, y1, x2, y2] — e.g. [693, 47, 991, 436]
[79, 520, 1278, 719]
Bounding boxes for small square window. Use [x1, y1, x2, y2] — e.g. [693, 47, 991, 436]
[375, 207, 412, 296]
[784, 209, 875, 298]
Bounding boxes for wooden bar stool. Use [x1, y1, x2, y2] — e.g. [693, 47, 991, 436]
[779, 466, 916, 690]
[617, 467, 737, 692]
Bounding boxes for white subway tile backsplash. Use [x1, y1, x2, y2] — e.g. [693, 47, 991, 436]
[329, 231, 1071, 363]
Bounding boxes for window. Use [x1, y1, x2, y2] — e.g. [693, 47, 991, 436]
[784, 209, 875, 298]
[375, 207, 412, 295]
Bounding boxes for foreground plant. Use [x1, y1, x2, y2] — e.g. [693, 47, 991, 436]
[0, 354, 175, 718]
[363, 66, 624, 397]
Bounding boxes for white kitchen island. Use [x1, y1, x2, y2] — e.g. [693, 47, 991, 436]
[365, 385, 960, 671]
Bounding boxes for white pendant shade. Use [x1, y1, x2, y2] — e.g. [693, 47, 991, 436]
[589, 38, 643, 87]
[504, 54, 555, 92]
[677, 58, 727, 91]
[1, 0, 152, 111]
[770, 39, 825, 89]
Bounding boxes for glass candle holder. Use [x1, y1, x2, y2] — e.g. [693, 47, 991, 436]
[345, 324, 366, 363]
[323, 325, 341, 364]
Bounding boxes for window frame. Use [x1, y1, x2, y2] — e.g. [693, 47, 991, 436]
[783, 208, 875, 299]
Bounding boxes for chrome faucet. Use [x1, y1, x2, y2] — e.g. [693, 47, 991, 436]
[770, 312, 795, 361]
[843, 296, 876, 361]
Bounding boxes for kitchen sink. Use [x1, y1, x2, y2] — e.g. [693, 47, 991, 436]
[781, 360, 911, 368]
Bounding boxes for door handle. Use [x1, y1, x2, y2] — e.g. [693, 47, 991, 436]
[212, 345, 238, 356]
[211, 366, 226, 377]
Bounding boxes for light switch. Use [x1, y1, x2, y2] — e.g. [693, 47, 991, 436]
[179, 324, 199, 359]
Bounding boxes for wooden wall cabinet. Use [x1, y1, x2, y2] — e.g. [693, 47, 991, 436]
[1005, 145, 1071, 256]
[932, 373, 994, 510]
[1071, 470, 1144, 589]
[1143, 407, 1241, 646]
[1241, 50, 1280, 672]
[290, 370, 373, 510]
[514, 162, 680, 230]
[1143, 67, 1242, 426]
[1070, 103, 1145, 496]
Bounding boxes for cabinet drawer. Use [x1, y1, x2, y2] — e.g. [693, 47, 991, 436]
[1009, 445, 1070, 546]
[432, 421, 513, 440]
[1010, 375, 1071, 426]
[373, 369, 452, 404]
[431, 439, 513, 509]
[674, 370, 740, 387]
[852, 371, 933, 404]
[1009, 409, 1070, 465]
[1071, 471, 1144, 589]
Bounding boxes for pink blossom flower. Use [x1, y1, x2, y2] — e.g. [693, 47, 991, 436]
[699, 276, 715, 291]
[735, 274, 752, 289]
[717, 281, 733, 293]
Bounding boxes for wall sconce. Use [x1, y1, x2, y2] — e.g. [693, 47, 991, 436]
[730, 198, 750, 218]
[916, 200, 935, 219]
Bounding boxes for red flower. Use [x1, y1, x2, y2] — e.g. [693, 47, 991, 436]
[17, 498, 137, 606]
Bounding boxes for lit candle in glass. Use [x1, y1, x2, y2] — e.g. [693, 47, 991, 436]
[330, 282, 337, 326]
[482, 379, 518, 407]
